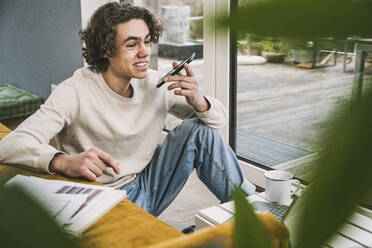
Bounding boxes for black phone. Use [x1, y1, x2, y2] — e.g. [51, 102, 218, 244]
[156, 52, 196, 88]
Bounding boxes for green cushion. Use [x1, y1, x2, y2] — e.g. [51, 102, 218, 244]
[0, 85, 43, 120]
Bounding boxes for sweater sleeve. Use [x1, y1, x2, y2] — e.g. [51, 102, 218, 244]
[167, 91, 227, 130]
[0, 82, 79, 173]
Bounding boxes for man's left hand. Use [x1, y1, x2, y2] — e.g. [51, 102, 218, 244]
[166, 62, 209, 112]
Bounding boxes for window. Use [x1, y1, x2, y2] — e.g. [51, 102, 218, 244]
[229, 0, 363, 186]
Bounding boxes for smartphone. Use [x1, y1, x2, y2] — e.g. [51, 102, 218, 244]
[156, 52, 196, 88]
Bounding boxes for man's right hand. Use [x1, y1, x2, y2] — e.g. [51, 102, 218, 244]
[49, 147, 120, 181]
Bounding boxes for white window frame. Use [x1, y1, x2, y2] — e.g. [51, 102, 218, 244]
[203, 0, 267, 188]
[81, 0, 119, 29]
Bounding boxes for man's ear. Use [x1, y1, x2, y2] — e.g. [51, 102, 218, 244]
[100, 46, 109, 58]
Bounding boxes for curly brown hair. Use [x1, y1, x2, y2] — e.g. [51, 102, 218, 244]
[79, 3, 163, 73]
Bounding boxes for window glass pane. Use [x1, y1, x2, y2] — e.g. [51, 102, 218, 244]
[234, 31, 370, 181]
[122, 0, 204, 130]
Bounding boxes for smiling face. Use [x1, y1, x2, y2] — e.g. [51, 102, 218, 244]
[105, 19, 151, 83]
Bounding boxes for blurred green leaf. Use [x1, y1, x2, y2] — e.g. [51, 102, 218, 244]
[216, 1, 372, 247]
[292, 88, 372, 248]
[218, 0, 372, 39]
[0, 186, 81, 248]
[234, 188, 272, 248]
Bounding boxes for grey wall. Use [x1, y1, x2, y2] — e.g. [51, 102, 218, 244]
[0, 0, 83, 99]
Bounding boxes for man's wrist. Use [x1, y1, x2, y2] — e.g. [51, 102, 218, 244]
[49, 153, 65, 173]
[194, 96, 210, 113]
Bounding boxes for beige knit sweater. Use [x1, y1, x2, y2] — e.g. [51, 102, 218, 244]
[0, 67, 227, 188]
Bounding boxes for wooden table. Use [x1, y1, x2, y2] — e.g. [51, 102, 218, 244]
[0, 163, 182, 248]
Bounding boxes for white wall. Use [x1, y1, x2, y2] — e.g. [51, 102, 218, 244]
[0, 0, 83, 99]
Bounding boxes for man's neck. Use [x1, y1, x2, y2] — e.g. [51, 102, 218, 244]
[101, 70, 133, 98]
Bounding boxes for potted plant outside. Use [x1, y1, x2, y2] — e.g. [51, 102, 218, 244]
[259, 39, 287, 63]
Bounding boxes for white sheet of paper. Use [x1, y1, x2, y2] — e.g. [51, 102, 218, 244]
[5, 174, 126, 236]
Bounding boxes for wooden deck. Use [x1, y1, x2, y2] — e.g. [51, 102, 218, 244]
[237, 62, 353, 150]
[236, 61, 372, 181]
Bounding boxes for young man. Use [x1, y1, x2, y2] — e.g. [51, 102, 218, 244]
[0, 3, 255, 216]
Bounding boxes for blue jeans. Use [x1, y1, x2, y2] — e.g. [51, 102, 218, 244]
[121, 118, 255, 216]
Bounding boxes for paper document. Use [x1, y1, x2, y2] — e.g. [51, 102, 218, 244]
[5, 175, 126, 236]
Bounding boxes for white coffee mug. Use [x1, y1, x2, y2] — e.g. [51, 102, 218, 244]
[264, 170, 300, 203]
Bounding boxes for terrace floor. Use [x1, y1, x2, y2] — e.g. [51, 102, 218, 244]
[236, 61, 355, 181]
[237, 59, 371, 181]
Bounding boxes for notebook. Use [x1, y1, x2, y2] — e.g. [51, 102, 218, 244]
[251, 196, 298, 221]
[196, 193, 295, 226]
